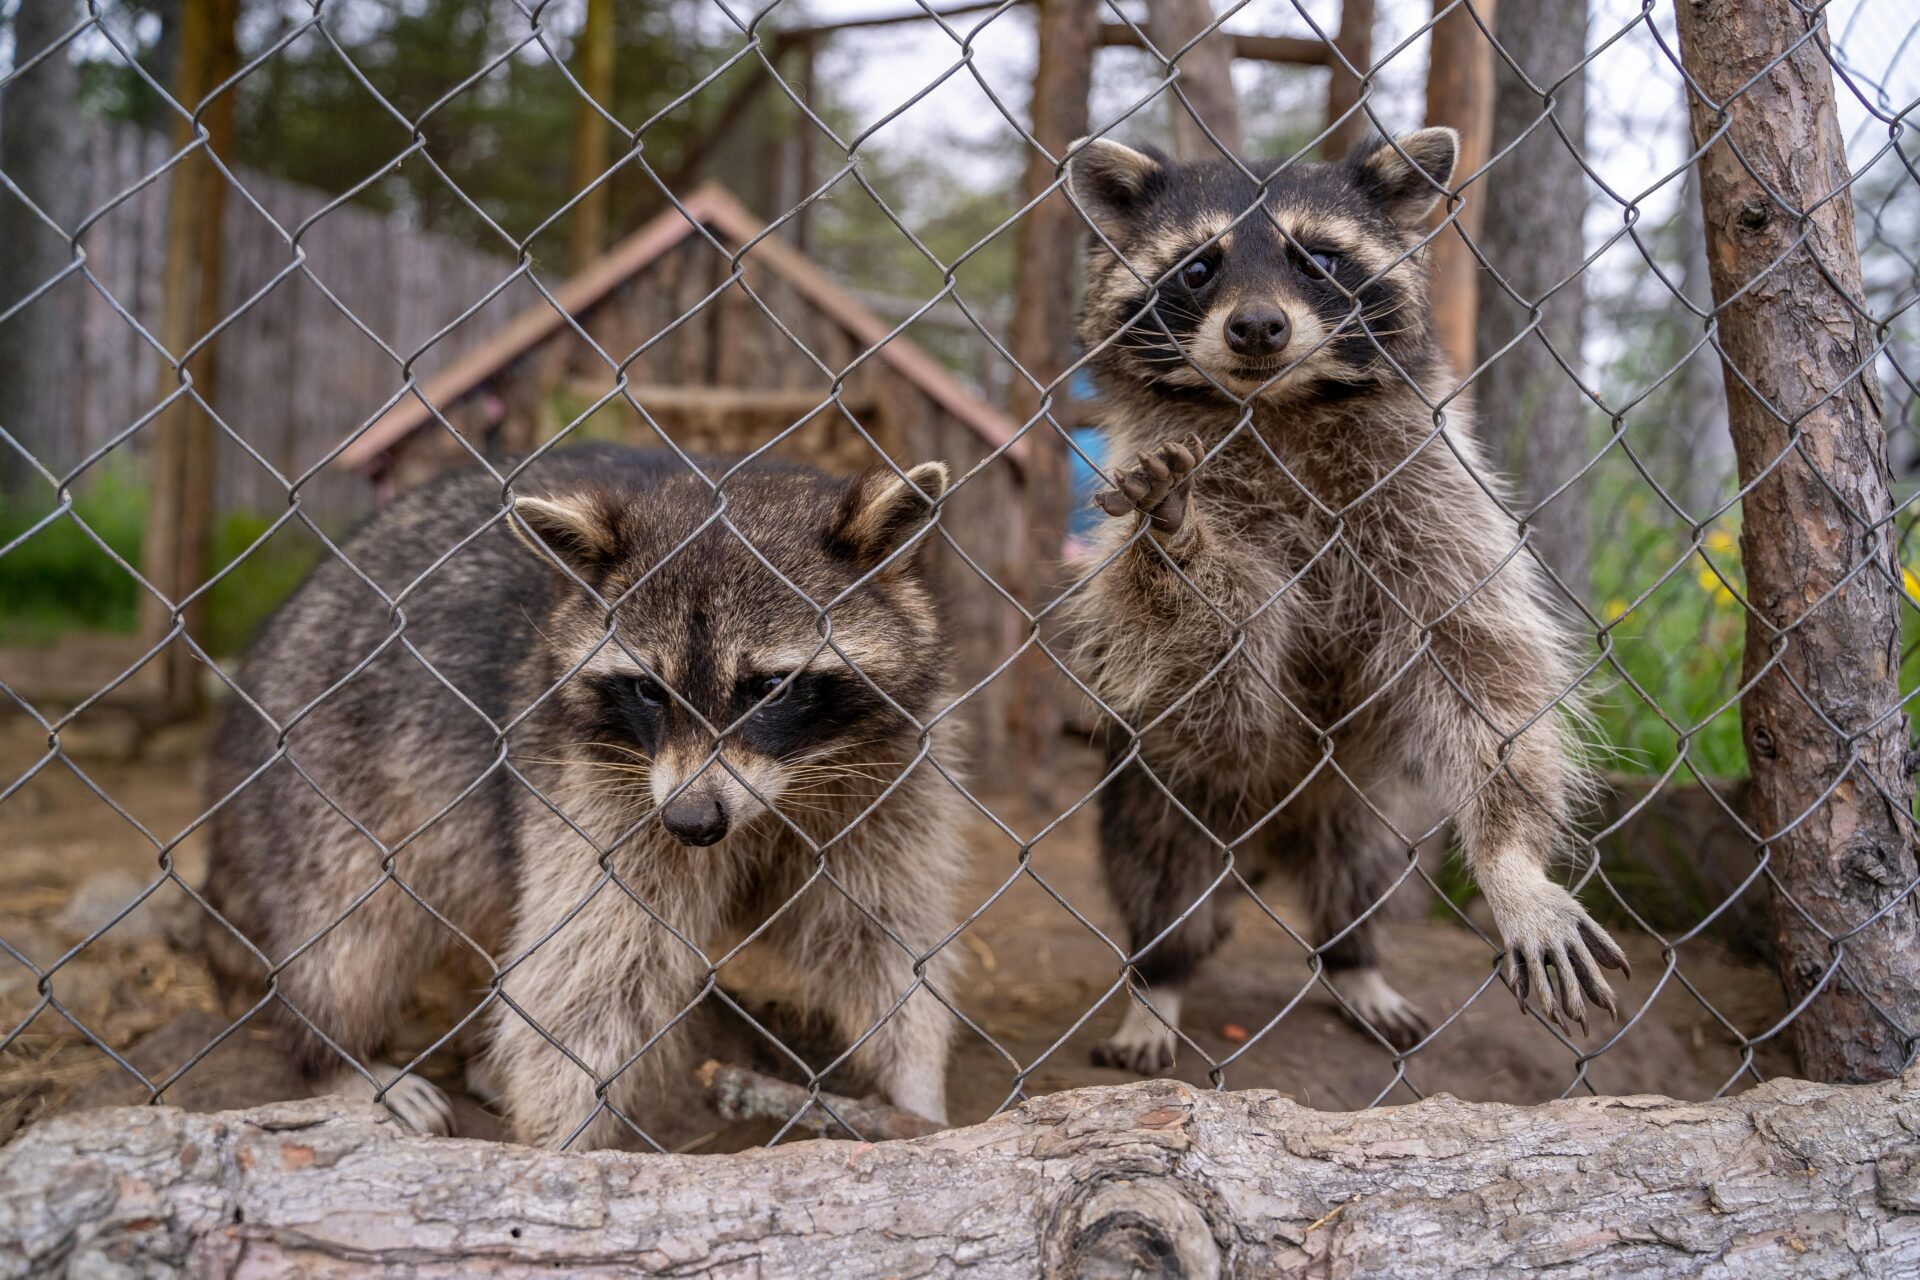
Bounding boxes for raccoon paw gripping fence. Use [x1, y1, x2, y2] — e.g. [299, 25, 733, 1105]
[2, 0, 1919, 1263]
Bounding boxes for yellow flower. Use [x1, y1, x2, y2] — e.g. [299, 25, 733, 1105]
[1697, 567, 1735, 606]
[1603, 598, 1630, 622]
[1704, 529, 1737, 556]
[1904, 567, 1920, 601]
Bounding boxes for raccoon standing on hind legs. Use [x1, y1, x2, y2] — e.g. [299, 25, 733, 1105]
[1062, 128, 1630, 1073]
[202, 447, 967, 1147]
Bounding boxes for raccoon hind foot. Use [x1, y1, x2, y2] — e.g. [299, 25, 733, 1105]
[1094, 435, 1203, 539]
[314, 1061, 456, 1137]
[1090, 985, 1182, 1075]
[1327, 967, 1430, 1051]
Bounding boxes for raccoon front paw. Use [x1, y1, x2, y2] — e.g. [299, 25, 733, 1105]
[317, 1062, 456, 1137]
[1491, 880, 1631, 1034]
[1094, 435, 1203, 540]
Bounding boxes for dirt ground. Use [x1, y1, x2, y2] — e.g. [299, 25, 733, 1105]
[1, 697, 1797, 1152]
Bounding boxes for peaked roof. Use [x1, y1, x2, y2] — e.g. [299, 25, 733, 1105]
[340, 183, 1026, 472]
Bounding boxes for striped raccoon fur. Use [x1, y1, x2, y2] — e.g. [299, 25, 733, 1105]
[204, 446, 965, 1147]
[1063, 129, 1629, 1071]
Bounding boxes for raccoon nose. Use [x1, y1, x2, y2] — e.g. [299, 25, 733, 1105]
[661, 793, 729, 846]
[1224, 304, 1292, 357]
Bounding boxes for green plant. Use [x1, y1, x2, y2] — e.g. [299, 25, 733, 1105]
[0, 473, 320, 656]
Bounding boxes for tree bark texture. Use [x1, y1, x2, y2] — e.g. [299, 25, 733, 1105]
[0, 0, 84, 495]
[138, 0, 239, 715]
[1422, 0, 1497, 376]
[1141, 0, 1245, 161]
[1470, 0, 1589, 598]
[1675, 0, 1920, 1083]
[5, 1073, 1920, 1277]
[1005, 0, 1099, 813]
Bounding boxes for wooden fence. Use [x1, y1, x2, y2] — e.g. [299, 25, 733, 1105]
[46, 123, 523, 527]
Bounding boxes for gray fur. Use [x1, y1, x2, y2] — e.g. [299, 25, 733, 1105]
[204, 446, 966, 1146]
[1064, 132, 1629, 1063]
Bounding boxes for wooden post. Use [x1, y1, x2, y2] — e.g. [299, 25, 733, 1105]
[1321, 0, 1376, 159]
[1421, 0, 1497, 375]
[1005, 0, 1098, 812]
[1142, 0, 1245, 161]
[569, 0, 615, 273]
[1674, 0, 1920, 1083]
[140, 0, 238, 715]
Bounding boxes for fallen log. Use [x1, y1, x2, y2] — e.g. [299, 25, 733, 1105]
[3, 1072, 1917, 1277]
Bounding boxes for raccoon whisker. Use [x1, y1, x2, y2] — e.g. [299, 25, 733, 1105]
[548, 741, 656, 763]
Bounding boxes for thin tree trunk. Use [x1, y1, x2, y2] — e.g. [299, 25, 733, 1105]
[1675, 0, 1920, 1083]
[6, 1074, 1920, 1276]
[1321, 0, 1376, 160]
[0, 0, 83, 496]
[1422, 0, 1497, 376]
[1672, 162, 1735, 518]
[139, 0, 239, 715]
[568, 0, 614, 273]
[1005, 0, 1098, 813]
[1470, 0, 1588, 598]
[1142, 0, 1244, 161]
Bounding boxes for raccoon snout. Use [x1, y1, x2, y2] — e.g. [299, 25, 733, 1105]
[661, 791, 729, 846]
[1224, 303, 1291, 357]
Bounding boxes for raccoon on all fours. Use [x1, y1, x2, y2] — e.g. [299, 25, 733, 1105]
[1062, 128, 1629, 1072]
[202, 445, 967, 1147]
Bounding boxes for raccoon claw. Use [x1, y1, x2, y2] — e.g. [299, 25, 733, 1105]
[1093, 435, 1203, 539]
[1499, 886, 1630, 1035]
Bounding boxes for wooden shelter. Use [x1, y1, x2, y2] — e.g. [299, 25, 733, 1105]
[340, 184, 1034, 789]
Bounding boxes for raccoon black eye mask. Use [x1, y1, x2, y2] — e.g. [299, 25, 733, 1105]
[586, 666, 889, 766]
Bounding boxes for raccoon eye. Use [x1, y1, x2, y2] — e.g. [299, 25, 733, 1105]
[1179, 258, 1215, 290]
[758, 674, 794, 705]
[634, 676, 666, 706]
[1305, 249, 1341, 276]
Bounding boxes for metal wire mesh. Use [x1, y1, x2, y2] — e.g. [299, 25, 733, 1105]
[1, 0, 1916, 1153]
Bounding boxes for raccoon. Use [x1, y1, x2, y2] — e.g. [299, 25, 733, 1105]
[1062, 129, 1629, 1072]
[203, 445, 967, 1147]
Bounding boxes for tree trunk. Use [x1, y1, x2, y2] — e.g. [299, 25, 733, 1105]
[138, 0, 239, 716]
[1470, 0, 1588, 597]
[1142, 0, 1245, 161]
[1004, 0, 1098, 813]
[1674, 0, 1920, 1083]
[1321, 0, 1376, 160]
[1422, 0, 1497, 376]
[6, 1073, 1920, 1276]
[568, 0, 614, 273]
[0, 0, 83, 496]
[1671, 162, 1735, 518]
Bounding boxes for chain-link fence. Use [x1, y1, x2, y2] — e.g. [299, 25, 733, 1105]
[1, 0, 1916, 1155]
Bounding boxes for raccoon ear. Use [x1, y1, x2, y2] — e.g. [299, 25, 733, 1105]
[1349, 127, 1459, 227]
[510, 490, 625, 578]
[828, 461, 951, 572]
[1067, 137, 1168, 235]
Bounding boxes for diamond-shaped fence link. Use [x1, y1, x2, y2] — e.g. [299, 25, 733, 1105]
[1, 0, 1915, 1152]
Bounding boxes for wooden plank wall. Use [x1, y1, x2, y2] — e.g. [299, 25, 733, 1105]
[42, 123, 519, 528]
